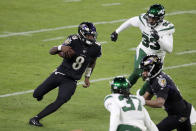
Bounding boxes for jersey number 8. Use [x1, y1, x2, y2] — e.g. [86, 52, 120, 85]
[72, 56, 85, 70]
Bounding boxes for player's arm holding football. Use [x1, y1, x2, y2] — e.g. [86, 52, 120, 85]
[49, 35, 76, 58]
[49, 45, 75, 58]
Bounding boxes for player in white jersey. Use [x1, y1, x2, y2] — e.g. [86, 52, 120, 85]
[110, 4, 175, 96]
[104, 76, 158, 131]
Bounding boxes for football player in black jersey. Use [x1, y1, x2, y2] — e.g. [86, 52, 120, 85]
[29, 22, 102, 127]
[138, 55, 193, 131]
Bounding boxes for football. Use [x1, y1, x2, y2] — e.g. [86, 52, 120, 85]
[58, 47, 75, 58]
[66, 48, 75, 57]
[58, 51, 65, 58]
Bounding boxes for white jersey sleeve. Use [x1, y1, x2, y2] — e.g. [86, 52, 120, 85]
[143, 107, 159, 131]
[116, 16, 140, 34]
[104, 95, 121, 131]
[159, 33, 173, 53]
[158, 22, 175, 53]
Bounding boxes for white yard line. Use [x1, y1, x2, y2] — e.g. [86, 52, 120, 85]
[0, 90, 34, 98]
[100, 41, 107, 44]
[0, 10, 196, 38]
[176, 50, 196, 55]
[166, 10, 196, 16]
[164, 63, 196, 70]
[102, 3, 121, 7]
[128, 48, 136, 51]
[64, 0, 81, 2]
[0, 20, 126, 38]
[42, 34, 108, 44]
[0, 25, 78, 38]
[0, 62, 196, 98]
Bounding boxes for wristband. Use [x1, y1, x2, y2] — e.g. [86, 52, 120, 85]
[85, 67, 92, 77]
[57, 45, 62, 51]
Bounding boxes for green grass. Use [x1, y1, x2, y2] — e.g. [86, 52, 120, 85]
[0, 0, 196, 130]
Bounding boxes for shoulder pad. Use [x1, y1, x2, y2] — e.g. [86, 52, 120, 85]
[64, 34, 79, 45]
[64, 37, 72, 45]
[157, 76, 167, 87]
[69, 34, 79, 40]
[159, 20, 175, 33]
[104, 95, 113, 102]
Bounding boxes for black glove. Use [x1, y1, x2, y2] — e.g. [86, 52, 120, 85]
[150, 28, 159, 40]
[111, 31, 118, 42]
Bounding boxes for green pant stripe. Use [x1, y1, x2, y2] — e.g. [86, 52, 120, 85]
[134, 48, 147, 69]
[128, 48, 146, 85]
[117, 124, 142, 131]
[128, 48, 149, 95]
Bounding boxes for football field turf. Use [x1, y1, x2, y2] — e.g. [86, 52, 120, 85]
[0, 0, 196, 130]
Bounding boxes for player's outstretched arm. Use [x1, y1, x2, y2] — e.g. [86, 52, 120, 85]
[110, 31, 118, 42]
[110, 16, 139, 42]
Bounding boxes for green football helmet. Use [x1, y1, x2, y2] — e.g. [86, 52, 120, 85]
[111, 76, 131, 95]
[145, 4, 165, 27]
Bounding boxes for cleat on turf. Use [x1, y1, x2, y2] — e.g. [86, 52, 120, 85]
[29, 117, 43, 127]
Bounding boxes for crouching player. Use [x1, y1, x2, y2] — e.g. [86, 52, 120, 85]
[104, 76, 158, 131]
[140, 55, 196, 131]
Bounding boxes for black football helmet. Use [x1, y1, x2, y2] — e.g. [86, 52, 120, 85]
[145, 4, 165, 27]
[78, 22, 97, 45]
[111, 76, 131, 96]
[140, 55, 163, 79]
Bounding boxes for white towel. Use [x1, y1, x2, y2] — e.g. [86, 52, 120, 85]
[190, 106, 196, 125]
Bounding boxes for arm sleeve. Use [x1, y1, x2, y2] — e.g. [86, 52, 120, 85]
[104, 97, 121, 131]
[116, 16, 139, 34]
[143, 107, 159, 131]
[159, 34, 173, 53]
[97, 44, 102, 57]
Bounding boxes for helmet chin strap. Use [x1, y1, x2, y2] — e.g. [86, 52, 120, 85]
[147, 64, 162, 79]
[151, 68, 162, 79]
[79, 31, 93, 45]
[149, 64, 155, 76]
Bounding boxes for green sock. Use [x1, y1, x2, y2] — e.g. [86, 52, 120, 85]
[128, 68, 142, 86]
[139, 82, 150, 95]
